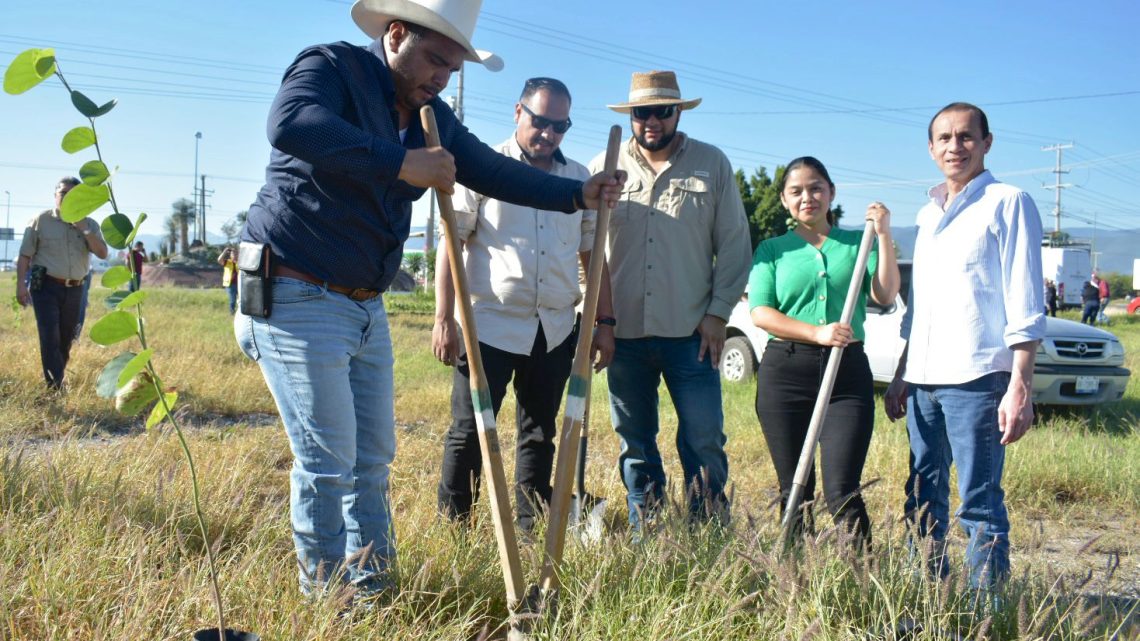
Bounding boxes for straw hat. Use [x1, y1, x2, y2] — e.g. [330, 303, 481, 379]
[607, 70, 701, 113]
[351, 0, 503, 71]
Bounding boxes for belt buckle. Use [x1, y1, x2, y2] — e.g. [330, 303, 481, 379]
[348, 288, 375, 301]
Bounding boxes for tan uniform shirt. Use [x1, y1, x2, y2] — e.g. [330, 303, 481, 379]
[19, 210, 104, 281]
[451, 137, 594, 355]
[590, 134, 750, 339]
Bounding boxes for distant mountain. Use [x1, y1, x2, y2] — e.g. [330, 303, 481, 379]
[886, 225, 1139, 276]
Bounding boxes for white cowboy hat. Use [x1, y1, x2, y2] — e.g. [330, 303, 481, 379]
[607, 70, 701, 113]
[351, 0, 503, 72]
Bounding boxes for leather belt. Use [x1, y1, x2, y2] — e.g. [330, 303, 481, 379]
[272, 265, 381, 301]
[46, 274, 85, 287]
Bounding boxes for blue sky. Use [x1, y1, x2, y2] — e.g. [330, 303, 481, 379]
[2, 0, 1138, 252]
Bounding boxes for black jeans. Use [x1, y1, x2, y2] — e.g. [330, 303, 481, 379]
[755, 340, 875, 546]
[31, 279, 85, 390]
[438, 324, 574, 529]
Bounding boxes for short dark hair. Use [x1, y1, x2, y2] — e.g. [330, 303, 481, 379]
[519, 77, 572, 105]
[57, 176, 80, 188]
[389, 20, 431, 43]
[778, 156, 837, 225]
[928, 102, 990, 141]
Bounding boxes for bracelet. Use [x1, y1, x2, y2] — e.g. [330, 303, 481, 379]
[595, 316, 616, 327]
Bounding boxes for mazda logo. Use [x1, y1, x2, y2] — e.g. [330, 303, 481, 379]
[1076, 342, 1088, 355]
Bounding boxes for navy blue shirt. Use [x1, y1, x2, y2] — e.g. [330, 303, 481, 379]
[243, 40, 581, 291]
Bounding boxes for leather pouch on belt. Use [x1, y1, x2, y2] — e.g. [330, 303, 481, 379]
[237, 241, 272, 318]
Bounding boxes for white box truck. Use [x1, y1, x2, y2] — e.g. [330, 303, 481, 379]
[1041, 246, 1092, 308]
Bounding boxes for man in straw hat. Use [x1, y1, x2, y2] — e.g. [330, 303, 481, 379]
[433, 77, 617, 534]
[592, 70, 751, 532]
[236, 0, 625, 602]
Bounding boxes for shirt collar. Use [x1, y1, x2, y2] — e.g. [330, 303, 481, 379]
[366, 38, 398, 103]
[506, 135, 566, 168]
[927, 169, 995, 209]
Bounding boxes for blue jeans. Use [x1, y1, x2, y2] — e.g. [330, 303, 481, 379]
[235, 277, 396, 595]
[607, 334, 728, 525]
[226, 281, 238, 314]
[904, 371, 1011, 587]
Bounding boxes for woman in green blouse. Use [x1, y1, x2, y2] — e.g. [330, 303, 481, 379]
[749, 156, 899, 547]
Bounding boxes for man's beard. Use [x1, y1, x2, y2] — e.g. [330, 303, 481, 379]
[635, 128, 676, 152]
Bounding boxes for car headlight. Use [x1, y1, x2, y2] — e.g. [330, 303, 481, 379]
[1108, 340, 1125, 358]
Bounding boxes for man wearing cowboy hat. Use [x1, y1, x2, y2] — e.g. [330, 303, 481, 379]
[236, 0, 625, 601]
[591, 70, 750, 531]
[432, 77, 617, 534]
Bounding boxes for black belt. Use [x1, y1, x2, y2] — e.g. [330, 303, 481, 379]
[46, 274, 85, 287]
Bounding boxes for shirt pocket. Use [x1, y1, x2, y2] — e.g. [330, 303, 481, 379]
[611, 178, 644, 226]
[553, 210, 582, 247]
[666, 176, 711, 224]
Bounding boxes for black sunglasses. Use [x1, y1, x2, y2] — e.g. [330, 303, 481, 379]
[520, 103, 572, 134]
[631, 104, 677, 121]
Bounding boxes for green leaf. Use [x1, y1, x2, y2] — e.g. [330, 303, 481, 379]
[100, 214, 134, 250]
[3, 48, 56, 95]
[124, 212, 147, 247]
[117, 349, 153, 388]
[70, 90, 117, 118]
[146, 392, 179, 430]
[90, 310, 139, 346]
[116, 373, 158, 416]
[101, 265, 132, 289]
[115, 291, 147, 309]
[96, 352, 136, 398]
[60, 183, 109, 222]
[104, 290, 129, 309]
[61, 127, 96, 153]
[79, 160, 110, 186]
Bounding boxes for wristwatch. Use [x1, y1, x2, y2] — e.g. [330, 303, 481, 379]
[595, 316, 616, 327]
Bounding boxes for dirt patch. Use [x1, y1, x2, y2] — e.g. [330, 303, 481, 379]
[142, 264, 220, 288]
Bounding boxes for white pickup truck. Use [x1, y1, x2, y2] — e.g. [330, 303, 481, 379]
[720, 261, 1131, 406]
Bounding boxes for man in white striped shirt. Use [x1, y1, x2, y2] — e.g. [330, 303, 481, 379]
[885, 102, 1045, 589]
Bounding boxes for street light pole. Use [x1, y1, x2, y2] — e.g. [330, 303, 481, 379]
[3, 190, 10, 264]
[194, 132, 203, 244]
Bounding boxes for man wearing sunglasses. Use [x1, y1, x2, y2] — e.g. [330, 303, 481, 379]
[593, 70, 751, 532]
[433, 77, 616, 533]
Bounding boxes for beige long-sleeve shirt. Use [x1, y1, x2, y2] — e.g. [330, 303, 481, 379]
[590, 133, 750, 339]
[450, 137, 593, 355]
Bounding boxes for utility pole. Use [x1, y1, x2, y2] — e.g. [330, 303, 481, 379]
[193, 132, 203, 244]
[1042, 143, 1073, 245]
[199, 175, 213, 247]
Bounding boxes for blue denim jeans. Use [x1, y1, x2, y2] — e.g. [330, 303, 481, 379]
[904, 371, 1011, 587]
[607, 334, 729, 525]
[235, 277, 396, 595]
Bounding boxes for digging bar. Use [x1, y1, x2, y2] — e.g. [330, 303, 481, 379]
[537, 124, 623, 600]
[420, 105, 529, 631]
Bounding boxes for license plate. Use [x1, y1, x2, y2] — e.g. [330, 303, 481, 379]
[1075, 376, 1099, 394]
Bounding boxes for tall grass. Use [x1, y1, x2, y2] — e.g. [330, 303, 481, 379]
[0, 275, 1136, 639]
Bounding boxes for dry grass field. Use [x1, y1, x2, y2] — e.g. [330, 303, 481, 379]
[0, 276, 1136, 640]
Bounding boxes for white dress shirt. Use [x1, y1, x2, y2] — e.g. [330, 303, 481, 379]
[901, 170, 1046, 385]
[450, 137, 593, 355]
